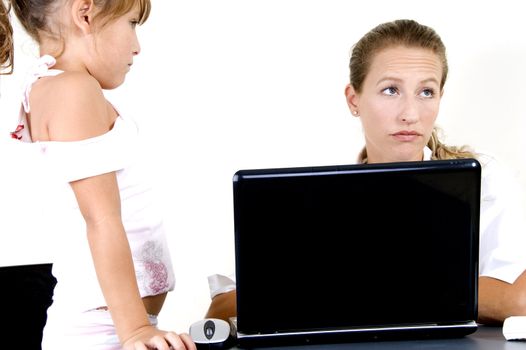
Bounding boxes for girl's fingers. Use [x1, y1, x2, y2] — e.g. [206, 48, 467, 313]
[179, 333, 197, 350]
[164, 331, 192, 350]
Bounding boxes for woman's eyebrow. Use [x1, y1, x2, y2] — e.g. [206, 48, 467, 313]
[375, 77, 440, 86]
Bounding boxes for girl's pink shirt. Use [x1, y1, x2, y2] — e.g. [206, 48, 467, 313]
[12, 55, 175, 318]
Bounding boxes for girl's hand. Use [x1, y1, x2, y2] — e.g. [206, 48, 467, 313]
[123, 325, 196, 350]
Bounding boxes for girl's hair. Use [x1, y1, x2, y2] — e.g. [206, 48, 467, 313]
[1, 0, 14, 74]
[9, 0, 151, 44]
[350, 19, 475, 162]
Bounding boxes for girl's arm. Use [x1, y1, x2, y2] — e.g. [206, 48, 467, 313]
[70, 172, 152, 343]
[72, 170, 195, 349]
[35, 72, 195, 349]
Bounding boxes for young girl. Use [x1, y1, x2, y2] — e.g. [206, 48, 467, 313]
[345, 19, 526, 324]
[7, 0, 196, 349]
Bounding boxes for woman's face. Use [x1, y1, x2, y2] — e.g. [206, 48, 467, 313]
[345, 46, 443, 163]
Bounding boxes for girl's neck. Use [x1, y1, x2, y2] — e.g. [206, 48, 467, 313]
[39, 37, 87, 73]
[39, 50, 87, 73]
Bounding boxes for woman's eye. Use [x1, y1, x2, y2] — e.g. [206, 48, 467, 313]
[382, 87, 398, 96]
[130, 20, 139, 28]
[382, 86, 398, 96]
[420, 88, 435, 98]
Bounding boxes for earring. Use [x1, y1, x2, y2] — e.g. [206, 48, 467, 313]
[353, 110, 359, 116]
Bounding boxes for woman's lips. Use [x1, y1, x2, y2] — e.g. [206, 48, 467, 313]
[391, 130, 422, 142]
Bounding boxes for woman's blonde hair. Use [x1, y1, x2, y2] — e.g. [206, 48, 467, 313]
[350, 19, 476, 162]
[0, 0, 14, 74]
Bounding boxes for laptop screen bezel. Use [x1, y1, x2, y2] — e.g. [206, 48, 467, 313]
[233, 159, 480, 335]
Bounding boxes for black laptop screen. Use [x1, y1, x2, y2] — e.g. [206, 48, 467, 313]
[233, 159, 480, 334]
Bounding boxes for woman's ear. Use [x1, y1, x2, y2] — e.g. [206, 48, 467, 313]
[344, 84, 360, 116]
[71, 0, 95, 34]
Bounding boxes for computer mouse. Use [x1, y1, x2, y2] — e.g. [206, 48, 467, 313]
[189, 318, 234, 349]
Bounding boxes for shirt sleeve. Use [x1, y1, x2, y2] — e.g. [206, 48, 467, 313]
[208, 273, 236, 299]
[478, 155, 526, 284]
[39, 117, 138, 183]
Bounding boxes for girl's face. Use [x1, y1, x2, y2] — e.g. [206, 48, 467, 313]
[345, 46, 443, 164]
[86, 6, 142, 89]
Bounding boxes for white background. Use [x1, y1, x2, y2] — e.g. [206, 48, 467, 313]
[1, 0, 525, 333]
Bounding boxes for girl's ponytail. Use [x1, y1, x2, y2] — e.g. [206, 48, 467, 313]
[0, 0, 14, 74]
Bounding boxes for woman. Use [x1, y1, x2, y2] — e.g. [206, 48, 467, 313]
[206, 19, 526, 325]
[344, 19, 526, 324]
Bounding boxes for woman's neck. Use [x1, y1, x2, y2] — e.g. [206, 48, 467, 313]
[366, 148, 424, 164]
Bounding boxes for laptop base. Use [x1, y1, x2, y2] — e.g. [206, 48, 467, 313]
[236, 321, 478, 348]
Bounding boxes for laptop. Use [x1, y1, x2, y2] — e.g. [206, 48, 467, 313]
[232, 159, 481, 348]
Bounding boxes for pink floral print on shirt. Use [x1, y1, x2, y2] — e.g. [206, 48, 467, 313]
[136, 240, 169, 295]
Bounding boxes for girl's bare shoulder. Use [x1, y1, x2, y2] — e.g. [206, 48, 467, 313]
[31, 71, 115, 142]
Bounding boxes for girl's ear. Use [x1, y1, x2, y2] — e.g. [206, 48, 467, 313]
[71, 0, 95, 34]
[344, 84, 360, 116]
